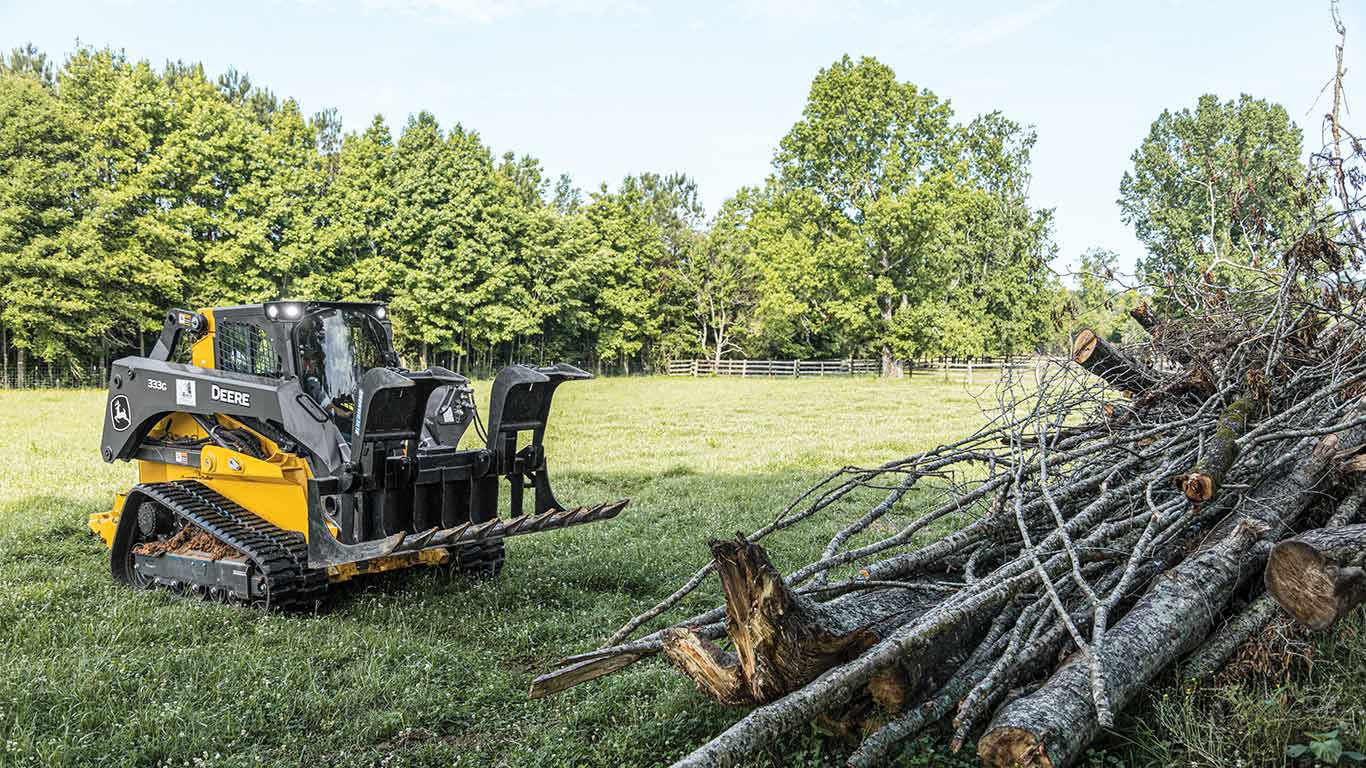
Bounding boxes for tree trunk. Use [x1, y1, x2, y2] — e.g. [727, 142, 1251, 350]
[660, 538, 947, 713]
[1179, 594, 1282, 682]
[879, 286, 902, 378]
[1071, 329, 1159, 393]
[16, 347, 25, 389]
[880, 343, 902, 379]
[1266, 523, 1366, 630]
[978, 520, 1267, 768]
[1129, 302, 1158, 332]
[979, 423, 1364, 768]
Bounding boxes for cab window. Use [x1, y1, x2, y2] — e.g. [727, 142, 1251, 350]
[295, 309, 389, 424]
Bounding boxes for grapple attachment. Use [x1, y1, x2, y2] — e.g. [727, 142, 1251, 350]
[307, 363, 625, 569]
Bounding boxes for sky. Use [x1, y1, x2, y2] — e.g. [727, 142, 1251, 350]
[2, 0, 1360, 278]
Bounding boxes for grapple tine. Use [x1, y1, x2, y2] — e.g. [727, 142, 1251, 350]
[430, 523, 472, 546]
[406, 527, 439, 550]
[416, 499, 630, 548]
[380, 531, 407, 556]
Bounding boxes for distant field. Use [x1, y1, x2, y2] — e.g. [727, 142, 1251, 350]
[0, 376, 1360, 767]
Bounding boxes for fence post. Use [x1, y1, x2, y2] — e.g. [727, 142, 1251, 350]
[967, 359, 973, 385]
[742, 359, 748, 378]
[1034, 356, 1043, 386]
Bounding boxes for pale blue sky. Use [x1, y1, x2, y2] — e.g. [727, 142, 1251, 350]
[2, 0, 1359, 277]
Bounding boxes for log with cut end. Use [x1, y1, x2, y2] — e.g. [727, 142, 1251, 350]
[1129, 301, 1158, 332]
[977, 519, 1267, 768]
[1176, 395, 1259, 503]
[1265, 523, 1366, 630]
[662, 537, 949, 712]
[1071, 329, 1160, 393]
[978, 421, 1365, 768]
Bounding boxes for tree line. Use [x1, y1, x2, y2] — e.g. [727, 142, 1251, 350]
[0, 43, 1312, 380]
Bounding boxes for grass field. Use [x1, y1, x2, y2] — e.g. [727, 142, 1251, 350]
[1, 376, 1362, 768]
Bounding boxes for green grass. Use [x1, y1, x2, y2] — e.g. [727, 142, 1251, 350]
[0, 376, 1360, 768]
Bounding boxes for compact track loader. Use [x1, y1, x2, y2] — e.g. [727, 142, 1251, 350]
[91, 301, 626, 609]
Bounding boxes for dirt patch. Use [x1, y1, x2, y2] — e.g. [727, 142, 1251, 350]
[133, 524, 240, 560]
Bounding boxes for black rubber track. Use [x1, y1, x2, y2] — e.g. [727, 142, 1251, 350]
[451, 535, 506, 579]
[127, 480, 327, 611]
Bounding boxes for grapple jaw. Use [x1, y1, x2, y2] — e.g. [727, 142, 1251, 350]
[306, 363, 625, 570]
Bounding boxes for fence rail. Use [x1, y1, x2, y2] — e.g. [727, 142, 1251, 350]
[666, 359, 882, 377]
[667, 356, 1063, 381]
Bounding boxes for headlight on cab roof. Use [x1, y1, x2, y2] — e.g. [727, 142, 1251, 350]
[265, 301, 305, 321]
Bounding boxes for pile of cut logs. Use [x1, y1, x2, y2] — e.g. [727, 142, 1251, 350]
[530, 236, 1366, 766]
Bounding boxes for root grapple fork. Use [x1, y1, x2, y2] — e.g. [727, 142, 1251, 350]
[306, 363, 628, 570]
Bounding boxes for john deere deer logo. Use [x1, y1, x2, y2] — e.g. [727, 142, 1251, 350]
[110, 395, 131, 432]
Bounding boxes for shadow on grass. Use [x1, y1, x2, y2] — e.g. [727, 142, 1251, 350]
[0, 471, 969, 768]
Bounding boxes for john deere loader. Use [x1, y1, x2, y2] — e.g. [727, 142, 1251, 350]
[90, 301, 626, 609]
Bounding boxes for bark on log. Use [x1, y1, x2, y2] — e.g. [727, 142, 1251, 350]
[977, 520, 1267, 768]
[1072, 329, 1160, 393]
[1177, 395, 1259, 503]
[661, 537, 949, 710]
[980, 421, 1366, 768]
[1265, 523, 1366, 630]
[1179, 594, 1281, 681]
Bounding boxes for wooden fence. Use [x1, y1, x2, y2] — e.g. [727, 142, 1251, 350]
[666, 359, 880, 377]
[667, 356, 1060, 382]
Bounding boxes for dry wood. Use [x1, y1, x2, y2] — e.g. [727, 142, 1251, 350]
[1071, 328, 1160, 393]
[977, 520, 1267, 768]
[662, 537, 961, 710]
[1266, 523, 1366, 630]
[1177, 395, 1258, 503]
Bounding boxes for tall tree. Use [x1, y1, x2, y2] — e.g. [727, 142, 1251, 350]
[677, 189, 762, 363]
[0, 74, 102, 366]
[1119, 94, 1311, 285]
[769, 55, 1052, 371]
[1, 43, 55, 88]
[306, 115, 396, 302]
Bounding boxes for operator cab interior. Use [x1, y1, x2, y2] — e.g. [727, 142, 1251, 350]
[294, 307, 394, 438]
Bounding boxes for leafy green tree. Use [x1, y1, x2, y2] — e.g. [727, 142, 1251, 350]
[676, 189, 762, 363]
[1119, 94, 1311, 284]
[765, 56, 1053, 370]
[306, 115, 396, 303]
[0, 74, 103, 366]
[1069, 247, 1140, 343]
[774, 55, 959, 374]
[239, 99, 327, 297]
[746, 185, 871, 358]
[576, 181, 664, 371]
[56, 48, 182, 353]
[1, 43, 55, 88]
